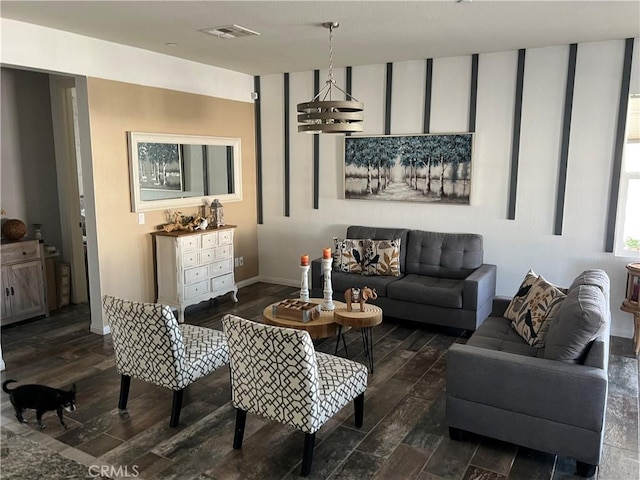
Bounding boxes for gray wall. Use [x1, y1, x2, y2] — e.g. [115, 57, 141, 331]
[1, 67, 63, 251]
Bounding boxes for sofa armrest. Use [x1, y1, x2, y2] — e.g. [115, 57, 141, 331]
[311, 257, 324, 290]
[447, 344, 607, 431]
[491, 296, 512, 317]
[462, 264, 497, 311]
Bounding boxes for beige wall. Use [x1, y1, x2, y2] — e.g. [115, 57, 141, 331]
[86, 78, 257, 302]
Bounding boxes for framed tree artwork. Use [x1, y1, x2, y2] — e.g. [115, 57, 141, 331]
[344, 133, 473, 204]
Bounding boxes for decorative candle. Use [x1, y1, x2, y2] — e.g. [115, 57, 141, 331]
[300, 254, 309, 266]
[323, 247, 332, 259]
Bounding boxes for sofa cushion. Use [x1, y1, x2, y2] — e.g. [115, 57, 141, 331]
[510, 275, 566, 348]
[405, 230, 483, 279]
[346, 226, 410, 273]
[363, 239, 401, 276]
[544, 284, 608, 363]
[331, 270, 401, 297]
[504, 269, 538, 321]
[333, 238, 366, 273]
[387, 274, 463, 308]
[467, 316, 544, 357]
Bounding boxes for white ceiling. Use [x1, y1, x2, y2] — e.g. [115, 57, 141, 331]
[1, 1, 639, 76]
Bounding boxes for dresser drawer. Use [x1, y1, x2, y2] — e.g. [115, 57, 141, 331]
[184, 265, 208, 284]
[184, 280, 208, 299]
[202, 232, 218, 248]
[182, 251, 200, 268]
[218, 230, 233, 245]
[2, 240, 41, 263]
[180, 235, 200, 252]
[216, 244, 232, 259]
[210, 258, 233, 277]
[212, 273, 234, 292]
[201, 248, 215, 264]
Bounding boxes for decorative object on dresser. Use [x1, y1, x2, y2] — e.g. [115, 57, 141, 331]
[152, 225, 238, 323]
[1, 219, 27, 241]
[1, 239, 47, 325]
[621, 262, 640, 355]
[209, 199, 225, 228]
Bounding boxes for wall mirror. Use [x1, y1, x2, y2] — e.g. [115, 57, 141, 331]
[128, 132, 242, 212]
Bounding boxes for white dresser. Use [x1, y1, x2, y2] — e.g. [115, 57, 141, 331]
[152, 225, 238, 322]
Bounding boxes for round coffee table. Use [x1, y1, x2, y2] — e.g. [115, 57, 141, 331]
[262, 298, 347, 340]
[333, 304, 383, 373]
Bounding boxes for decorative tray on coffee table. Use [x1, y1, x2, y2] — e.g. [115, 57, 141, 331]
[272, 299, 321, 323]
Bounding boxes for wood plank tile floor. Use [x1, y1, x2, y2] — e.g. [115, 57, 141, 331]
[1, 282, 639, 480]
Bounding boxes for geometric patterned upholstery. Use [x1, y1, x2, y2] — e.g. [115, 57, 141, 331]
[222, 314, 368, 434]
[102, 295, 229, 391]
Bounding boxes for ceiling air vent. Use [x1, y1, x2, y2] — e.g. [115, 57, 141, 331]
[200, 25, 260, 39]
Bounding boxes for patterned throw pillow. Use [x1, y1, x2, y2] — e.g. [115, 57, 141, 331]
[362, 239, 401, 276]
[504, 269, 538, 321]
[511, 274, 567, 348]
[333, 238, 366, 273]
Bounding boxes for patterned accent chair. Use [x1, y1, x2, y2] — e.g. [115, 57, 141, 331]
[102, 296, 229, 427]
[222, 314, 368, 477]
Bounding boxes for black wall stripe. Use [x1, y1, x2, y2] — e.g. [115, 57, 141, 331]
[554, 43, 578, 236]
[283, 73, 290, 217]
[313, 70, 320, 209]
[469, 54, 479, 133]
[346, 66, 353, 137]
[385, 62, 393, 135]
[605, 38, 635, 252]
[423, 59, 433, 134]
[508, 49, 526, 220]
[253, 76, 263, 224]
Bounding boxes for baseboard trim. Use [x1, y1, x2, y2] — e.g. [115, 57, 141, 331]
[256, 276, 299, 288]
[91, 324, 110, 336]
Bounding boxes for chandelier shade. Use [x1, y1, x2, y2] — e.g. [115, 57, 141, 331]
[297, 22, 364, 134]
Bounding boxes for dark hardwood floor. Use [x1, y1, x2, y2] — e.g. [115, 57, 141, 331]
[1, 282, 638, 480]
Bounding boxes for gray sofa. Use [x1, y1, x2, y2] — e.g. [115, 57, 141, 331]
[310, 225, 497, 331]
[446, 270, 610, 477]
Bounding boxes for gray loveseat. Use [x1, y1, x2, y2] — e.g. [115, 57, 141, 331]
[446, 270, 610, 477]
[310, 225, 497, 331]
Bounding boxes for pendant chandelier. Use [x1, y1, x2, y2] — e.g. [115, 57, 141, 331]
[297, 22, 364, 134]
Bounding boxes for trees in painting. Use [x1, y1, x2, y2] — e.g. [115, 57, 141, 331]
[344, 134, 472, 203]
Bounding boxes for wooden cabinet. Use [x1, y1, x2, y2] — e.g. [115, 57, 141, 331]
[1, 239, 47, 326]
[152, 226, 238, 322]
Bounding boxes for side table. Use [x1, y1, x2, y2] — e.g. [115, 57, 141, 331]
[263, 299, 347, 340]
[333, 304, 383, 373]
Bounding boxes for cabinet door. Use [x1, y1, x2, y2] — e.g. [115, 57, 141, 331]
[1, 267, 10, 319]
[8, 261, 45, 319]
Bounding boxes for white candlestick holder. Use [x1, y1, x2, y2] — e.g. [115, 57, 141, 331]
[299, 264, 310, 302]
[321, 257, 335, 311]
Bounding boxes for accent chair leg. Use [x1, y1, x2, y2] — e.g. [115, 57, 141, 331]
[354, 393, 364, 428]
[169, 389, 184, 428]
[576, 461, 597, 478]
[301, 433, 316, 477]
[233, 409, 247, 449]
[118, 375, 131, 410]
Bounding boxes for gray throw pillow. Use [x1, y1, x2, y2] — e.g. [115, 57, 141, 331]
[543, 284, 607, 363]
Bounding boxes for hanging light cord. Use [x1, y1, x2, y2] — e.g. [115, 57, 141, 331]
[310, 22, 359, 103]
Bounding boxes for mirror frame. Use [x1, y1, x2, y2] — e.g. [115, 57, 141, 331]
[127, 132, 242, 212]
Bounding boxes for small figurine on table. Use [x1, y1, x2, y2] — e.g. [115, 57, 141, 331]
[344, 286, 377, 312]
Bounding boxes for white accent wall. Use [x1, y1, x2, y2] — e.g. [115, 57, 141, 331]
[258, 39, 640, 338]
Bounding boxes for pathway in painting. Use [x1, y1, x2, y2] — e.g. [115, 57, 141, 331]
[375, 181, 428, 201]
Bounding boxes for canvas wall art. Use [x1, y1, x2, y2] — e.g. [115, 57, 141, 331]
[344, 133, 473, 204]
